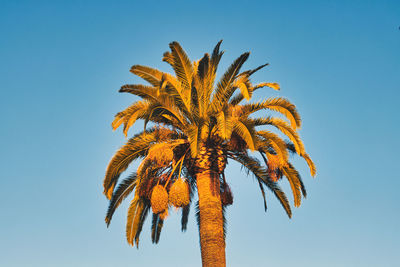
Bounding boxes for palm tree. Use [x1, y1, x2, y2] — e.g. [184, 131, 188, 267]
[103, 41, 316, 267]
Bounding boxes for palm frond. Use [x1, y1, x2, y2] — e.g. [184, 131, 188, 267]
[254, 82, 280, 91]
[126, 196, 147, 247]
[211, 52, 250, 112]
[181, 204, 190, 232]
[257, 179, 268, 211]
[187, 124, 199, 158]
[196, 53, 210, 117]
[257, 130, 289, 164]
[151, 213, 164, 244]
[232, 120, 256, 151]
[105, 173, 138, 226]
[232, 74, 252, 101]
[303, 153, 317, 177]
[281, 166, 302, 207]
[262, 98, 301, 129]
[111, 100, 150, 132]
[240, 63, 269, 76]
[103, 128, 176, 199]
[229, 152, 292, 218]
[134, 200, 151, 247]
[238, 98, 301, 129]
[168, 41, 194, 91]
[216, 110, 233, 140]
[130, 65, 163, 86]
[162, 51, 174, 66]
[253, 117, 305, 155]
[207, 40, 224, 108]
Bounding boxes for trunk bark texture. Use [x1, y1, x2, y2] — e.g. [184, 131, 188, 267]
[196, 170, 226, 267]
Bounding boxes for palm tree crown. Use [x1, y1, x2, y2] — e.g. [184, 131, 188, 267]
[103, 41, 316, 265]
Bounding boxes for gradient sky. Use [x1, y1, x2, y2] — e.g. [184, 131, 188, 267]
[1, 0, 399, 266]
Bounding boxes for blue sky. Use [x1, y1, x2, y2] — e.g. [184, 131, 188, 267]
[1, 0, 399, 266]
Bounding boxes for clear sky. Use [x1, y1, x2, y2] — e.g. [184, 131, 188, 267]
[1, 0, 399, 266]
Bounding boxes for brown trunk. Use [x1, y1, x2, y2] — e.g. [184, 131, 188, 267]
[196, 170, 226, 267]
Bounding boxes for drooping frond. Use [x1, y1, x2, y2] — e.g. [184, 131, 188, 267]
[229, 152, 292, 218]
[281, 166, 302, 207]
[229, 80, 278, 106]
[262, 98, 301, 129]
[257, 179, 268, 211]
[151, 213, 164, 244]
[181, 204, 190, 232]
[103, 128, 178, 199]
[303, 153, 317, 177]
[253, 117, 305, 155]
[257, 130, 289, 164]
[282, 163, 307, 207]
[232, 74, 252, 101]
[232, 120, 256, 151]
[237, 98, 301, 129]
[126, 196, 150, 247]
[111, 100, 150, 132]
[106, 173, 138, 226]
[133, 201, 151, 247]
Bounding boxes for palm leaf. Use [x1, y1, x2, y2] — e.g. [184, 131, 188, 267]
[181, 204, 190, 232]
[281, 167, 302, 207]
[253, 117, 305, 155]
[130, 65, 163, 86]
[103, 128, 176, 199]
[262, 98, 301, 129]
[134, 200, 151, 247]
[232, 120, 256, 151]
[211, 52, 250, 112]
[240, 62, 269, 76]
[303, 153, 317, 177]
[167, 42, 194, 97]
[229, 152, 292, 218]
[151, 213, 164, 244]
[257, 177, 268, 211]
[105, 173, 138, 226]
[126, 196, 145, 247]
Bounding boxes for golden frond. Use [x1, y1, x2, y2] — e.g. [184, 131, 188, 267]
[103, 128, 177, 199]
[232, 120, 256, 151]
[126, 196, 148, 247]
[168, 41, 194, 92]
[303, 153, 317, 177]
[253, 117, 305, 155]
[187, 125, 199, 158]
[216, 110, 233, 140]
[262, 98, 301, 129]
[130, 65, 163, 86]
[281, 167, 302, 207]
[257, 130, 289, 163]
[211, 52, 250, 112]
[232, 74, 252, 101]
[254, 82, 280, 91]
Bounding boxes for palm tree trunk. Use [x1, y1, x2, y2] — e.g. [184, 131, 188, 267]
[196, 170, 226, 267]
